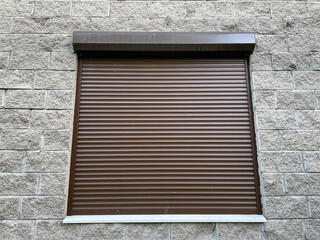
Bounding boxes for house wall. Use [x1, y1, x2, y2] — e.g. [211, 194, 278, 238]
[0, 1, 320, 239]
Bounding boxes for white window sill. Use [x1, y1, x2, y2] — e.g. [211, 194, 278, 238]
[63, 214, 266, 223]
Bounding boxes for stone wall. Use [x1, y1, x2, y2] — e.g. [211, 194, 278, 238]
[0, 1, 319, 239]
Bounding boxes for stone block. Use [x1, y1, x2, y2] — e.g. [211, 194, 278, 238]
[34, 1, 71, 17]
[6, 90, 46, 109]
[127, 224, 170, 240]
[251, 53, 271, 71]
[149, 3, 185, 19]
[257, 18, 295, 35]
[43, 131, 70, 151]
[0, 90, 3, 107]
[93, 17, 130, 31]
[72, 1, 109, 17]
[35, 221, 80, 240]
[0, 221, 34, 240]
[298, 111, 320, 130]
[0, 197, 20, 219]
[272, 3, 307, 18]
[0, 52, 9, 69]
[304, 152, 320, 172]
[38, 34, 72, 52]
[254, 91, 276, 110]
[258, 130, 280, 151]
[0, 70, 34, 89]
[294, 71, 320, 90]
[0, 130, 42, 150]
[26, 151, 69, 173]
[309, 197, 320, 218]
[12, 17, 48, 34]
[192, 3, 233, 18]
[308, 3, 320, 21]
[272, 52, 311, 71]
[263, 220, 304, 240]
[47, 90, 74, 109]
[219, 18, 258, 32]
[260, 152, 303, 173]
[9, 34, 38, 51]
[49, 52, 76, 71]
[255, 35, 287, 54]
[31, 110, 72, 130]
[110, 3, 148, 18]
[11, 51, 50, 70]
[256, 110, 296, 130]
[280, 130, 320, 151]
[39, 173, 67, 195]
[0, 18, 12, 33]
[262, 174, 285, 196]
[21, 196, 65, 219]
[81, 224, 125, 240]
[277, 90, 315, 110]
[35, 71, 75, 90]
[0, 1, 33, 17]
[0, 173, 37, 195]
[164, 18, 219, 32]
[312, 52, 320, 70]
[0, 109, 30, 129]
[286, 174, 320, 195]
[305, 220, 320, 240]
[171, 223, 215, 240]
[252, 71, 292, 90]
[217, 223, 261, 240]
[289, 35, 317, 52]
[264, 196, 308, 218]
[295, 17, 320, 35]
[234, 2, 270, 17]
[0, 151, 25, 173]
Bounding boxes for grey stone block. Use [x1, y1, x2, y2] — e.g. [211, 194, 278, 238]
[0, 52, 9, 69]
[0, 197, 20, 220]
[39, 173, 67, 195]
[304, 152, 320, 172]
[280, 130, 320, 151]
[296, 17, 320, 35]
[33, 1, 71, 17]
[256, 110, 296, 130]
[11, 51, 50, 70]
[72, 2, 109, 17]
[305, 220, 320, 240]
[260, 152, 303, 173]
[43, 131, 71, 151]
[251, 53, 272, 71]
[0, 109, 30, 129]
[263, 220, 304, 240]
[217, 223, 261, 240]
[289, 35, 317, 52]
[258, 130, 280, 151]
[36, 221, 80, 240]
[264, 196, 308, 218]
[81, 224, 125, 240]
[252, 71, 292, 90]
[309, 197, 320, 218]
[272, 3, 307, 18]
[277, 90, 315, 110]
[26, 151, 69, 173]
[234, 2, 270, 17]
[286, 174, 320, 195]
[272, 52, 311, 71]
[298, 111, 320, 130]
[171, 223, 215, 240]
[0, 18, 12, 33]
[0, 130, 42, 150]
[149, 3, 185, 19]
[21, 196, 65, 219]
[127, 224, 170, 240]
[192, 3, 233, 18]
[110, 3, 148, 18]
[47, 90, 74, 109]
[0, 221, 34, 240]
[219, 18, 258, 32]
[0, 70, 34, 89]
[163, 18, 219, 32]
[254, 91, 276, 110]
[93, 17, 130, 31]
[262, 174, 285, 196]
[311, 52, 320, 70]
[35, 71, 75, 90]
[12, 17, 49, 34]
[31, 110, 72, 130]
[257, 18, 295, 35]
[294, 71, 320, 90]
[6, 90, 46, 109]
[49, 52, 76, 71]
[0, 1, 33, 17]
[0, 151, 25, 173]
[0, 173, 37, 195]
[38, 34, 72, 52]
[255, 35, 287, 54]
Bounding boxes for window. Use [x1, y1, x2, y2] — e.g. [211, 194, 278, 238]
[65, 32, 265, 223]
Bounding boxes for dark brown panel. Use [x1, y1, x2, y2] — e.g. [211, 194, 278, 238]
[73, 32, 256, 53]
[67, 58, 261, 215]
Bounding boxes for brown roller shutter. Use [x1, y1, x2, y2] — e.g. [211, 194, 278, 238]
[67, 57, 262, 215]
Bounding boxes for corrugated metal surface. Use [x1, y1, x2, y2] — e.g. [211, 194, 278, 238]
[68, 57, 261, 215]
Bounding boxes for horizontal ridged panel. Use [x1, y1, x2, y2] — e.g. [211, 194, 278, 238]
[68, 58, 260, 215]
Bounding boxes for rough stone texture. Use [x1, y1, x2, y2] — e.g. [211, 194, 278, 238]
[34, 1, 71, 18]
[286, 174, 320, 195]
[149, 3, 185, 19]
[0, 197, 20, 219]
[43, 131, 70, 151]
[294, 72, 320, 90]
[254, 91, 276, 110]
[171, 223, 215, 240]
[312, 52, 320, 70]
[6, 90, 46, 109]
[258, 130, 280, 151]
[298, 111, 320, 130]
[21, 197, 65, 219]
[39, 173, 67, 195]
[73, 2, 109, 17]
[110, 3, 148, 18]
[0, 173, 37, 195]
[305, 220, 320, 240]
[36, 221, 80, 240]
[0, 109, 30, 129]
[0, 18, 12, 33]
[272, 3, 307, 18]
[81, 224, 125, 240]
[0, 70, 34, 89]
[272, 53, 311, 71]
[0, 52, 10, 69]
[0, 130, 41, 150]
[309, 197, 320, 218]
[127, 224, 170, 240]
[264, 196, 308, 219]
[31, 110, 72, 130]
[256, 110, 296, 130]
[11, 52, 50, 70]
[263, 220, 304, 240]
[0, 151, 25, 173]
[26, 151, 69, 173]
[255, 35, 287, 54]
[251, 53, 271, 71]
[252, 72, 292, 90]
[217, 223, 261, 240]
[280, 130, 320, 151]
[219, 18, 258, 32]
[39, 34, 72, 52]
[0, 221, 34, 240]
[277, 91, 315, 110]
[47, 90, 74, 109]
[262, 174, 285, 196]
[35, 71, 75, 90]
[49, 52, 76, 71]
[304, 152, 320, 172]
[234, 2, 270, 18]
[260, 152, 303, 173]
